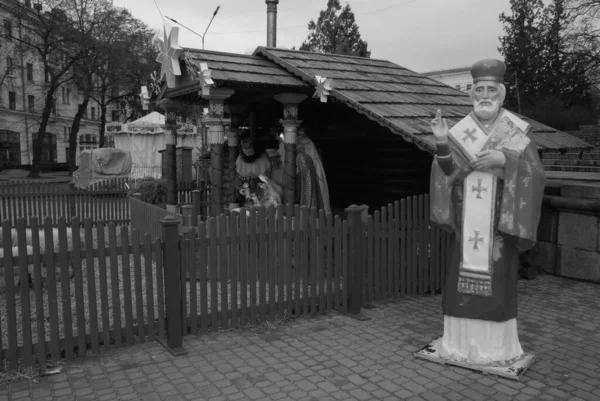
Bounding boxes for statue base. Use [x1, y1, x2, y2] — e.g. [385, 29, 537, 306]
[414, 337, 535, 381]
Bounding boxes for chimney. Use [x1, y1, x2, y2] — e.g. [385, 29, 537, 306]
[265, 0, 279, 47]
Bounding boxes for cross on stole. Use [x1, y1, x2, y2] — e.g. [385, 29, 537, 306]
[462, 128, 478, 143]
[471, 178, 488, 199]
[469, 230, 484, 250]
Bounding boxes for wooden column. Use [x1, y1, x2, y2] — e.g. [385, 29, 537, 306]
[227, 128, 239, 206]
[201, 88, 234, 216]
[274, 93, 307, 205]
[159, 99, 181, 214]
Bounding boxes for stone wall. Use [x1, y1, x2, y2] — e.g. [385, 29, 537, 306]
[528, 184, 600, 282]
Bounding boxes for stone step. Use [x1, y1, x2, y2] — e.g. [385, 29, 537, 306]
[542, 159, 600, 166]
[543, 165, 600, 173]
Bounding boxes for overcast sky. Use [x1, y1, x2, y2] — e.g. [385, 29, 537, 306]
[114, 0, 514, 73]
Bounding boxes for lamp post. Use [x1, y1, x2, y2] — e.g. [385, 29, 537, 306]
[166, 6, 220, 50]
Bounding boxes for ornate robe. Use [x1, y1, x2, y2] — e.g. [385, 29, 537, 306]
[430, 109, 546, 363]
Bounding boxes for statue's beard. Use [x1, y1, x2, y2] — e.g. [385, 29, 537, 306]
[242, 148, 255, 157]
[473, 99, 501, 122]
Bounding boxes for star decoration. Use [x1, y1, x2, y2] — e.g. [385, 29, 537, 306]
[154, 23, 182, 88]
[313, 75, 333, 103]
[139, 86, 150, 110]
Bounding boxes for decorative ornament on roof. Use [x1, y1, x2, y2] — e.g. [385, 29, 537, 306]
[154, 23, 182, 88]
[139, 86, 150, 110]
[313, 75, 333, 103]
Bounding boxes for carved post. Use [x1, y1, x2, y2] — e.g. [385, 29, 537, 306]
[201, 89, 234, 216]
[274, 93, 307, 205]
[159, 99, 180, 214]
[227, 128, 239, 206]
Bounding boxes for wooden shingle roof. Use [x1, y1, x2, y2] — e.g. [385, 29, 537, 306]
[254, 47, 592, 153]
[181, 49, 309, 90]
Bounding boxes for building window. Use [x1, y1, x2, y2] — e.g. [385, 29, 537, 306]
[63, 126, 71, 140]
[82, 106, 88, 119]
[455, 85, 461, 90]
[28, 95, 34, 113]
[91, 107, 96, 120]
[8, 91, 16, 110]
[3, 20, 12, 41]
[466, 84, 472, 91]
[111, 110, 119, 122]
[62, 87, 66, 104]
[66, 88, 70, 104]
[51, 98, 56, 115]
[79, 133, 98, 153]
[6, 57, 14, 76]
[26, 63, 33, 81]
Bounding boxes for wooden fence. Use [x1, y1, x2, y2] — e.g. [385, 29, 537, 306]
[0, 194, 451, 371]
[129, 197, 183, 241]
[0, 179, 130, 226]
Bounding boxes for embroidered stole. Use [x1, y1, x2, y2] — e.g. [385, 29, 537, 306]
[448, 109, 530, 297]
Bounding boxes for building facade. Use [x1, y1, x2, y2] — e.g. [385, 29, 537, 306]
[422, 66, 473, 93]
[0, 0, 121, 168]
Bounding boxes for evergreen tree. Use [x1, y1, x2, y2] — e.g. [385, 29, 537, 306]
[299, 0, 370, 58]
[499, 0, 545, 112]
[499, 0, 596, 129]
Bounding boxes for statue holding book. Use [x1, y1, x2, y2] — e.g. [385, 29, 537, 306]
[416, 59, 546, 378]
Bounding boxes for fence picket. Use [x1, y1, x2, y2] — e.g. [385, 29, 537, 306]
[258, 207, 267, 323]
[154, 238, 166, 340]
[318, 210, 326, 314]
[373, 211, 381, 300]
[132, 229, 145, 343]
[84, 219, 100, 353]
[15, 219, 33, 366]
[198, 222, 208, 332]
[57, 218, 74, 359]
[341, 220, 348, 313]
[238, 212, 247, 327]
[310, 208, 318, 315]
[387, 204, 395, 299]
[285, 204, 294, 319]
[2, 220, 18, 369]
[230, 213, 239, 329]
[209, 218, 219, 331]
[268, 207, 276, 321]
[30, 217, 46, 365]
[326, 211, 333, 311]
[71, 218, 87, 355]
[381, 206, 389, 299]
[334, 215, 342, 311]
[249, 211, 257, 325]
[294, 205, 302, 316]
[96, 221, 111, 351]
[394, 201, 400, 298]
[188, 228, 198, 335]
[180, 233, 187, 335]
[42, 217, 61, 360]
[120, 226, 134, 345]
[366, 215, 374, 303]
[400, 200, 407, 296]
[108, 223, 122, 347]
[301, 207, 309, 316]
[219, 215, 228, 330]
[276, 205, 285, 320]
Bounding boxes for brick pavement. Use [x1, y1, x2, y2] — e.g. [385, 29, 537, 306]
[1, 275, 598, 401]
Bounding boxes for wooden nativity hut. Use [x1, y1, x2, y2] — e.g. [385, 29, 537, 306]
[155, 45, 591, 217]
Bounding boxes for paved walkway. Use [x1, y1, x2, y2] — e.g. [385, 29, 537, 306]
[1, 275, 599, 401]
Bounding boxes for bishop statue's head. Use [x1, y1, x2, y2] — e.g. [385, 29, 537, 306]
[469, 59, 507, 125]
